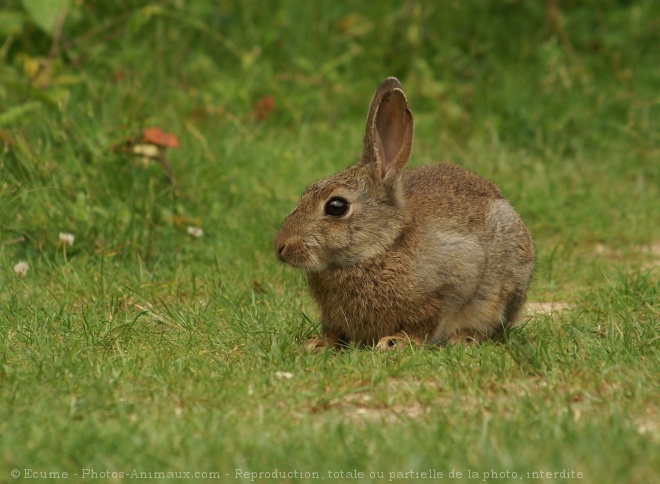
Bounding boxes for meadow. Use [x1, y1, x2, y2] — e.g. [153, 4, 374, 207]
[0, 1, 658, 482]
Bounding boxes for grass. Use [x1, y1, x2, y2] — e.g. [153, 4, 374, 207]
[1, 1, 659, 482]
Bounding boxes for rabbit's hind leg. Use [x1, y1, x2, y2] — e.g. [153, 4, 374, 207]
[446, 328, 489, 345]
[375, 332, 424, 351]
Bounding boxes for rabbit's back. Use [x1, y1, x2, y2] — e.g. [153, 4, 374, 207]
[402, 163, 503, 231]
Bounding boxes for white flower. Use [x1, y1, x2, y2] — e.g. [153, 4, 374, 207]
[59, 232, 75, 246]
[13, 261, 29, 278]
[132, 144, 160, 158]
[274, 371, 294, 380]
[187, 226, 203, 238]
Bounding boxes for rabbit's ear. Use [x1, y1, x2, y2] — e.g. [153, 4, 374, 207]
[375, 88, 413, 180]
[364, 77, 403, 132]
[362, 78, 413, 182]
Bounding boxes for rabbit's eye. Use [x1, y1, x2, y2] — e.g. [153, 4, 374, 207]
[324, 197, 349, 217]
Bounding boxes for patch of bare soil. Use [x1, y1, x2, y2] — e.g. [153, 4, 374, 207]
[640, 242, 660, 272]
[321, 386, 432, 423]
[525, 301, 574, 316]
[593, 241, 660, 274]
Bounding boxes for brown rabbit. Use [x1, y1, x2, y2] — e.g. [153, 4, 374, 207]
[274, 77, 534, 351]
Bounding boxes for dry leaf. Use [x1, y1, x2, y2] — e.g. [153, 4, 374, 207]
[142, 128, 180, 148]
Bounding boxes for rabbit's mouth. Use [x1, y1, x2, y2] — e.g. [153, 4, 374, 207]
[275, 238, 328, 272]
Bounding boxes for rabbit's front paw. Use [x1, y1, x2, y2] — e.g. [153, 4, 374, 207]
[305, 337, 338, 353]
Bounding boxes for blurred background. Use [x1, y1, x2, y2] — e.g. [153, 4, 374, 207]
[1, 0, 658, 290]
[3, 1, 657, 139]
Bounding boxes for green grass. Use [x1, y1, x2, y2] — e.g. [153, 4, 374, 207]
[1, 1, 659, 483]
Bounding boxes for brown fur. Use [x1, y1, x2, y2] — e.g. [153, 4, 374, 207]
[274, 77, 534, 350]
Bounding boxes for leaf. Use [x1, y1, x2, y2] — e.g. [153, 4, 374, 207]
[0, 9, 27, 36]
[2, 81, 63, 107]
[0, 101, 42, 127]
[142, 128, 179, 148]
[21, 0, 68, 36]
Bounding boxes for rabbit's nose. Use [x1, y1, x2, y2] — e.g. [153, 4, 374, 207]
[275, 241, 287, 261]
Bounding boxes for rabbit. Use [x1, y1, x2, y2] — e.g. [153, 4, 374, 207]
[274, 77, 534, 351]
